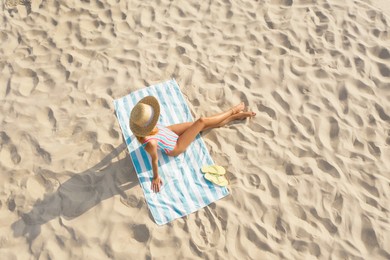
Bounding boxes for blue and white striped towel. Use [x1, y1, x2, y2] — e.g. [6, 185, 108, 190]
[113, 79, 229, 225]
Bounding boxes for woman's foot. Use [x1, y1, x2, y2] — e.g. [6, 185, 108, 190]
[214, 111, 256, 128]
[231, 102, 245, 114]
[233, 111, 256, 120]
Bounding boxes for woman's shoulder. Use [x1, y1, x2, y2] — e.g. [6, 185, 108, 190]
[144, 138, 158, 148]
[144, 139, 158, 155]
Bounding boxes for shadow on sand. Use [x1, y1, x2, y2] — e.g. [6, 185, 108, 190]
[11, 143, 142, 242]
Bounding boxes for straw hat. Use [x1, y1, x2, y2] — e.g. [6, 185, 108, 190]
[129, 96, 160, 137]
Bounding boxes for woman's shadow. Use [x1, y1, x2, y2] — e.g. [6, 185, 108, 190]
[12, 143, 141, 243]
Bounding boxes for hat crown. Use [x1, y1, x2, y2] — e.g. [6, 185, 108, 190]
[132, 103, 154, 127]
[129, 96, 160, 137]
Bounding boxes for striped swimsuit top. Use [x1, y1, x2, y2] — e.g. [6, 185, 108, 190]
[142, 124, 178, 153]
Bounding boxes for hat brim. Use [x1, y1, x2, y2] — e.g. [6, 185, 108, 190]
[130, 96, 160, 137]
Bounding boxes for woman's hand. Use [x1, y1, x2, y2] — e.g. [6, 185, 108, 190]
[151, 176, 163, 193]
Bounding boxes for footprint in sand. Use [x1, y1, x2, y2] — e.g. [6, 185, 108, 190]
[188, 210, 221, 253]
[0, 132, 21, 165]
[132, 224, 150, 243]
[7, 197, 16, 212]
[361, 215, 379, 250]
[248, 174, 261, 188]
[37, 107, 57, 132]
[368, 141, 381, 158]
[22, 133, 51, 164]
[8, 144, 21, 164]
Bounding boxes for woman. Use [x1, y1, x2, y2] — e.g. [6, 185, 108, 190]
[130, 96, 256, 193]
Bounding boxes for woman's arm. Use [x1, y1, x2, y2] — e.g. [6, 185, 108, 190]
[144, 140, 163, 192]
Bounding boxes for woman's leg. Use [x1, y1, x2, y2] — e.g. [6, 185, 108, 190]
[166, 122, 194, 136]
[207, 111, 256, 129]
[169, 110, 255, 156]
[167, 102, 245, 135]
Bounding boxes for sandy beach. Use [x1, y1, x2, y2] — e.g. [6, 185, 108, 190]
[1, 0, 390, 259]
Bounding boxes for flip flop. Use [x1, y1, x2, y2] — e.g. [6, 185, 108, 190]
[204, 173, 228, 186]
[201, 165, 226, 175]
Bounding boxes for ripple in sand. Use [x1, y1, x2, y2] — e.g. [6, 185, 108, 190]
[374, 104, 390, 122]
[257, 103, 276, 119]
[107, 224, 132, 253]
[309, 242, 321, 257]
[367, 142, 381, 158]
[378, 63, 390, 78]
[316, 159, 340, 178]
[272, 91, 290, 112]
[109, 129, 119, 139]
[309, 208, 338, 234]
[369, 46, 390, 61]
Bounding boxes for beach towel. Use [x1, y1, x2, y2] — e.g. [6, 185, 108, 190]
[113, 79, 229, 225]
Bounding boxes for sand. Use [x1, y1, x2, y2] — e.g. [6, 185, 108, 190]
[1, 0, 389, 259]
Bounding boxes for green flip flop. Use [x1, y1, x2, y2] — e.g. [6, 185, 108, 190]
[204, 173, 228, 187]
[201, 165, 226, 175]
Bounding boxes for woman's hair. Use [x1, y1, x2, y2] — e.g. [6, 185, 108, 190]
[136, 127, 158, 143]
